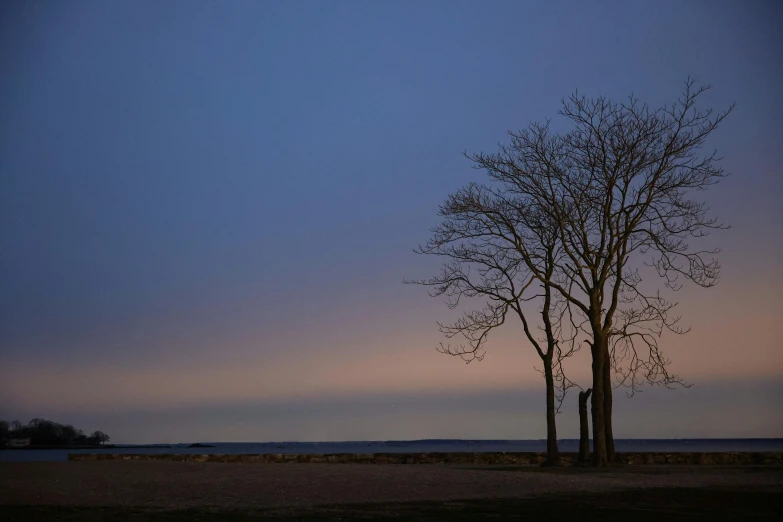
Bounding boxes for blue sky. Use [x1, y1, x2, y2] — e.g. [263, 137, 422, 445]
[1, 0, 781, 442]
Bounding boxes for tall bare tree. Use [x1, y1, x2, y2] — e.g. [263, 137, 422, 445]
[407, 184, 581, 466]
[465, 78, 732, 465]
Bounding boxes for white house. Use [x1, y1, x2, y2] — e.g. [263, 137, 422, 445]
[9, 438, 31, 448]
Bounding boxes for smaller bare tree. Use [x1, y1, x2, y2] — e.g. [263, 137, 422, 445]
[90, 431, 110, 446]
[407, 185, 582, 465]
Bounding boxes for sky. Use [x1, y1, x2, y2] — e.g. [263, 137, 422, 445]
[1, 0, 781, 443]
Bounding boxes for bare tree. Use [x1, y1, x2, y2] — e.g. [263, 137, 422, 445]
[406, 184, 581, 466]
[9, 420, 22, 435]
[0, 421, 9, 445]
[466, 78, 732, 465]
[89, 430, 110, 446]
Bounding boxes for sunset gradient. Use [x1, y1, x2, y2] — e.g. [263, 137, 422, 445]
[1, 0, 781, 443]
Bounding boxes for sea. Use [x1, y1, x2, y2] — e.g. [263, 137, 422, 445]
[2, 439, 782, 462]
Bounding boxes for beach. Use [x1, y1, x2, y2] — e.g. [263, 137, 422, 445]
[1, 461, 781, 520]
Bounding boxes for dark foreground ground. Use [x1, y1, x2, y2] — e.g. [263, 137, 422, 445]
[0, 462, 781, 520]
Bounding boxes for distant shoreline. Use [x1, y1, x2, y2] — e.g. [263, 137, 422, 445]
[0, 443, 220, 451]
[5, 438, 783, 449]
[4, 439, 783, 463]
[30, 438, 783, 446]
[0, 444, 172, 451]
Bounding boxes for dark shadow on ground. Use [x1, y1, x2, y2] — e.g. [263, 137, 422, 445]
[1, 487, 781, 521]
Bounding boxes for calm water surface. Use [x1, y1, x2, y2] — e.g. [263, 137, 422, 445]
[3, 439, 782, 462]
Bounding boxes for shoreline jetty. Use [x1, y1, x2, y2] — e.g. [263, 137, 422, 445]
[68, 451, 783, 466]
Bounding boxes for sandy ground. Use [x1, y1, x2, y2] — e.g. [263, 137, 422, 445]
[1, 462, 781, 510]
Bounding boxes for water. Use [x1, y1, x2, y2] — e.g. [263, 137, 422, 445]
[2, 439, 782, 462]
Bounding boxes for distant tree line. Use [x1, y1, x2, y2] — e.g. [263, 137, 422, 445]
[0, 419, 110, 447]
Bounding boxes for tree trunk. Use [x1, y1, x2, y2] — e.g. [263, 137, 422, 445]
[603, 350, 616, 462]
[542, 360, 560, 466]
[590, 339, 608, 467]
[578, 388, 592, 464]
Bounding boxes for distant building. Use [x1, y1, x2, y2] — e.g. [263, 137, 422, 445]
[9, 438, 31, 448]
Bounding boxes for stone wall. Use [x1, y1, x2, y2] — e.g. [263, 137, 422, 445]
[68, 451, 783, 465]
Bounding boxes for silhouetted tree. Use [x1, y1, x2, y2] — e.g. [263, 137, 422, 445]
[9, 420, 23, 437]
[466, 78, 732, 465]
[27, 419, 62, 445]
[89, 431, 110, 446]
[407, 183, 583, 466]
[1, 419, 108, 447]
[0, 421, 9, 446]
